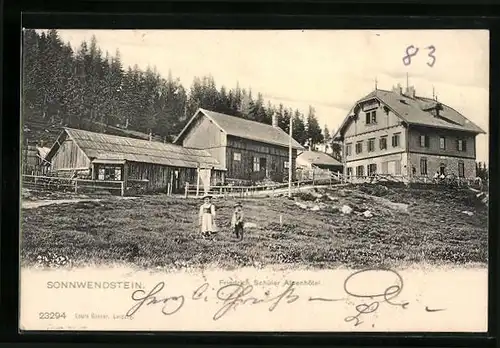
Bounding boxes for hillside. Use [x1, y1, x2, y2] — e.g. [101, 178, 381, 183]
[20, 183, 488, 269]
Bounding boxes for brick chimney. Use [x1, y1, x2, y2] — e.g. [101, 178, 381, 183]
[272, 112, 278, 128]
[392, 83, 403, 95]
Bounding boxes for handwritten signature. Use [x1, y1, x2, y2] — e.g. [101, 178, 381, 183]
[125, 268, 445, 326]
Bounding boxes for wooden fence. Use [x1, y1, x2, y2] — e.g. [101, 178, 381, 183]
[182, 174, 346, 198]
[342, 173, 487, 191]
[22, 175, 125, 196]
[297, 167, 342, 182]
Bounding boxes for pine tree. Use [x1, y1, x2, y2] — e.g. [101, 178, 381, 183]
[217, 85, 231, 114]
[306, 106, 323, 149]
[231, 82, 243, 116]
[22, 29, 42, 117]
[187, 76, 204, 117]
[240, 88, 253, 118]
[292, 109, 307, 145]
[249, 92, 268, 123]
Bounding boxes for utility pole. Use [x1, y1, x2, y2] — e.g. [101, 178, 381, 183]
[288, 115, 293, 198]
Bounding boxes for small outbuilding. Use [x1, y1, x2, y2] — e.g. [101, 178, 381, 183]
[296, 150, 343, 172]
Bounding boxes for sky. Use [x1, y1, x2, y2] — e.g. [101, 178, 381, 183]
[51, 29, 489, 163]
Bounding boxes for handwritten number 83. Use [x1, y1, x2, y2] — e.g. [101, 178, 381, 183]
[403, 45, 436, 67]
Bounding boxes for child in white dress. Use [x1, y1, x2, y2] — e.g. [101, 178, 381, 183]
[199, 195, 216, 238]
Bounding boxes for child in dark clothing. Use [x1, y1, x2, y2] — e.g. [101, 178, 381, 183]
[231, 202, 244, 240]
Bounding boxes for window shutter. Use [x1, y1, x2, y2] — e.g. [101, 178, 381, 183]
[425, 135, 429, 147]
[463, 140, 467, 152]
[456, 139, 460, 151]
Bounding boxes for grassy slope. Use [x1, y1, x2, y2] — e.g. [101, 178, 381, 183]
[20, 184, 488, 269]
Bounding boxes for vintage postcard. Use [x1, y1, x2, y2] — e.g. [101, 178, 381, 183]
[19, 29, 489, 332]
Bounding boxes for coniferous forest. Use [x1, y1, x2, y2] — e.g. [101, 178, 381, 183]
[22, 29, 337, 152]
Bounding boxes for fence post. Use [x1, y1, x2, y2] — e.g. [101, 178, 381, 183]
[120, 181, 125, 197]
[167, 183, 171, 196]
[185, 183, 189, 198]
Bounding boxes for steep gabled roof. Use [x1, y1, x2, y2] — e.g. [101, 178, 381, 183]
[174, 108, 305, 150]
[297, 150, 343, 167]
[45, 128, 224, 170]
[334, 89, 485, 140]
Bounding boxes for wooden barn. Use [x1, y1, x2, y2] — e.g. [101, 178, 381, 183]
[174, 108, 305, 184]
[44, 128, 225, 194]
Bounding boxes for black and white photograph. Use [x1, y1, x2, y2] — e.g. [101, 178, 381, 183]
[19, 29, 489, 332]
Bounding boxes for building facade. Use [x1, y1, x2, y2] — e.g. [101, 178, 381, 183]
[334, 85, 485, 180]
[174, 108, 304, 184]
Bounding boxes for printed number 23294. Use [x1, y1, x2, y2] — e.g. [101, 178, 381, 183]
[39, 312, 66, 320]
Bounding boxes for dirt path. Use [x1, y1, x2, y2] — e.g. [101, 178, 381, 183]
[22, 197, 137, 209]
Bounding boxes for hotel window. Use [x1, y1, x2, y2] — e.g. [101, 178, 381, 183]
[356, 165, 364, 177]
[392, 133, 401, 147]
[345, 143, 352, 157]
[355, 141, 363, 154]
[395, 161, 402, 175]
[379, 136, 387, 150]
[458, 161, 465, 178]
[367, 163, 377, 176]
[346, 167, 353, 177]
[253, 157, 260, 172]
[381, 161, 388, 174]
[368, 138, 375, 152]
[365, 111, 377, 124]
[233, 152, 241, 161]
[420, 135, 429, 148]
[457, 139, 467, 152]
[420, 158, 428, 175]
[439, 137, 446, 150]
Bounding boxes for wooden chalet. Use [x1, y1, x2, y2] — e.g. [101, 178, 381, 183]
[174, 108, 305, 184]
[44, 128, 224, 194]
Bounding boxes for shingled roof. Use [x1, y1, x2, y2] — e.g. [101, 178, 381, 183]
[46, 128, 224, 170]
[334, 89, 485, 140]
[175, 108, 304, 150]
[297, 150, 343, 167]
